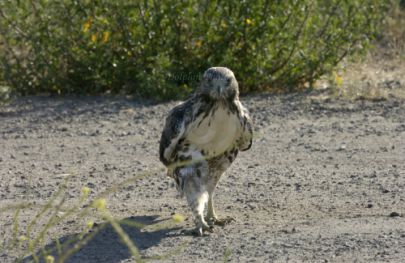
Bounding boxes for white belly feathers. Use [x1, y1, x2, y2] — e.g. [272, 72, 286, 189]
[187, 105, 241, 156]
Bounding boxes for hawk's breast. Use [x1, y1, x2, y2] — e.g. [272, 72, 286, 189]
[187, 103, 241, 157]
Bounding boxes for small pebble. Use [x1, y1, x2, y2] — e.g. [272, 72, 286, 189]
[389, 212, 400, 217]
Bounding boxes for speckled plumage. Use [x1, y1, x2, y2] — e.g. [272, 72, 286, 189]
[159, 67, 253, 235]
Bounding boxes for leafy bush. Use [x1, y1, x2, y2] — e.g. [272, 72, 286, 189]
[0, 0, 388, 99]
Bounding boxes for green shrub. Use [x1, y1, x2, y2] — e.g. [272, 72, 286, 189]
[0, 0, 388, 99]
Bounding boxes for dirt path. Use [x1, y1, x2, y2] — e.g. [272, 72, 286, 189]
[1, 92, 404, 262]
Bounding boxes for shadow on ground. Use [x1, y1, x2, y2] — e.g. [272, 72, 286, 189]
[0, 96, 147, 119]
[23, 215, 181, 263]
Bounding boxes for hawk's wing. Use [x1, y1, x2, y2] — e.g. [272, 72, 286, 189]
[237, 102, 253, 151]
[160, 95, 214, 167]
[159, 95, 209, 166]
[159, 101, 190, 166]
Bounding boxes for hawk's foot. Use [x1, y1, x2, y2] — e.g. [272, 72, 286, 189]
[181, 222, 213, 237]
[205, 216, 235, 226]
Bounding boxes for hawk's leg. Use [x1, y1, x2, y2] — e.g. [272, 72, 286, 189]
[184, 191, 213, 236]
[205, 195, 235, 226]
[181, 171, 212, 236]
[206, 196, 218, 221]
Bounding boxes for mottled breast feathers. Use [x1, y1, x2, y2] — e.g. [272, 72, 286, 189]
[159, 95, 253, 168]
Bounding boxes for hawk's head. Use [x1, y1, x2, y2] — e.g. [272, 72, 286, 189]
[197, 67, 239, 100]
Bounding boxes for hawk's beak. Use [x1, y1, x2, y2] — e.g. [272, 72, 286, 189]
[217, 86, 223, 94]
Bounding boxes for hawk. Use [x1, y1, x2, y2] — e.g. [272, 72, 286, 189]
[159, 67, 253, 236]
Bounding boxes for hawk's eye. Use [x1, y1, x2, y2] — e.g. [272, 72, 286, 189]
[226, 78, 231, 86]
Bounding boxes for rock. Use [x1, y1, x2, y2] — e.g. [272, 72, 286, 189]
[337, 144, 346, 151]
[389, 212, 400, 217]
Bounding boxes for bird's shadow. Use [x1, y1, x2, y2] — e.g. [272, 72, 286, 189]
[22, 215, 182, 263]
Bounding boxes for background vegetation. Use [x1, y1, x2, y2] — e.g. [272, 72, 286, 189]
[379, 0, 405, 55]
[0, 0, 390, 100]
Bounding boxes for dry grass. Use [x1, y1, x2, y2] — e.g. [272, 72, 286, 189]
[0, 170, 189, 263]
[322, 56, 405, 101]
[379, 0, 405, 56]
[315, 1, 405, 101]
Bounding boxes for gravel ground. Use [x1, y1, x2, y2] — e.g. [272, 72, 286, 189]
[1, 91, 404, 262]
